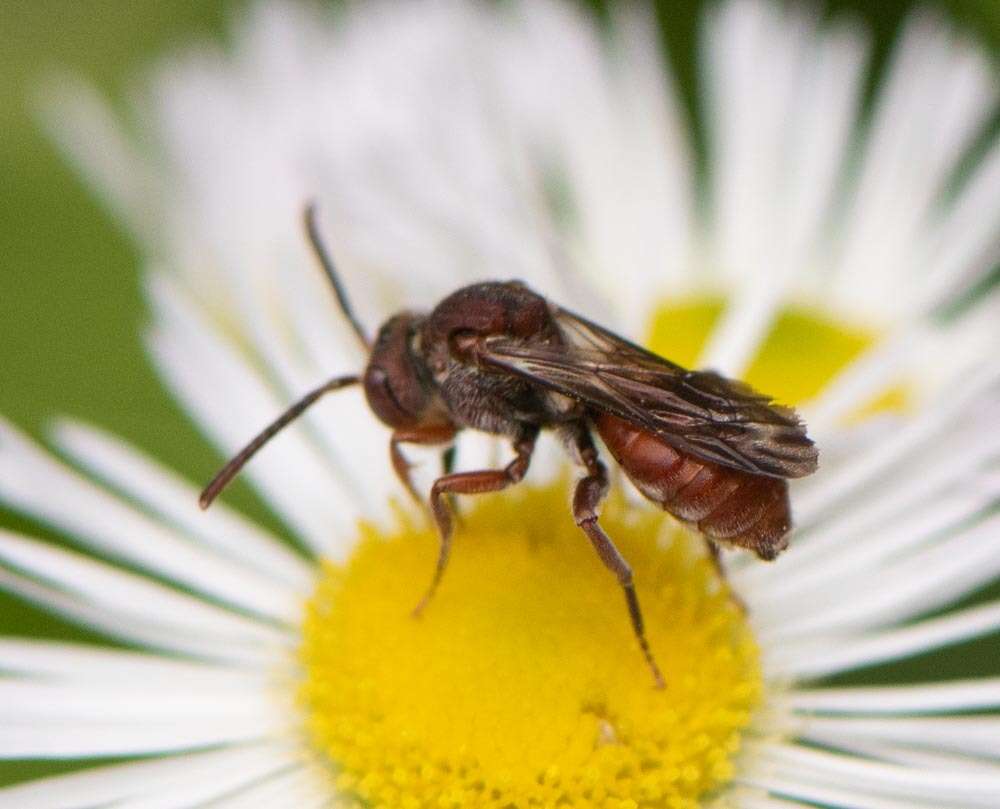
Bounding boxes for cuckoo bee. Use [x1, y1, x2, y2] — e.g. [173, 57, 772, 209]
[201, 206, 818, 687]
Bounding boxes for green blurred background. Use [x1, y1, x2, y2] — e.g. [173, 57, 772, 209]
[0, 0, 997, 788]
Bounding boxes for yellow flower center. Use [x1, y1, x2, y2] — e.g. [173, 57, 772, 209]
[647, 296, 907, 415]
[301, 486, 759, 808]
[300, 297, 895, 807]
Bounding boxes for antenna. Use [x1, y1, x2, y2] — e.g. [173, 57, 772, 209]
[303, 202, 371, 351]
[199, 374, 360, 509]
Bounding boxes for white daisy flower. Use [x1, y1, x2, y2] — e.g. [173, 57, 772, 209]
[3, 0, 1000, 806]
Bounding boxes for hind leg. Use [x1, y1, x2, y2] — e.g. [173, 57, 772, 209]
[570, 426, 665, 689]
[703, 539, 747, 613]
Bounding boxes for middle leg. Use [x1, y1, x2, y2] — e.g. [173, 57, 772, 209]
[570, 426, 665, 689]
[412, 425, 539, 617]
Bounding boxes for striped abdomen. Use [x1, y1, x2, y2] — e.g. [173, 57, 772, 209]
[595, 413, 791, 560]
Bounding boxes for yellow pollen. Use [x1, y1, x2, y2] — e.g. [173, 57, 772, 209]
[646, 296, 909, 411]
[300, 484, 761, 808]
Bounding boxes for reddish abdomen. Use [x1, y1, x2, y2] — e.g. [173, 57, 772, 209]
[595, 413, 791, 560]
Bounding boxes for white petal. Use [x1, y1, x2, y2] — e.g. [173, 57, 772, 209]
[789, 678, 1000, 715]
[760, 512, 1000, 640]
[805, 303, 1000, 435]
[269, 243, 405, 518]
[738, 408, 1000, 594]
[0, 419, 303, 622]
[580, 2, 695, 328]
[802, 327, 923, 437]
[105, 763, 302, 809]
[53, 419, 314, 590]
[496, 0, 694, 333]
[829, 11, 997, 319]
[197, 764, 332, 809]
[777, 19, 868, 291]
[199, 243, 392, 524]
[699, 284, 785, 379]
[769, 601, 1000, 679]
[35, 75, 158, 242]
[747, 741, 1000, 806]
[0, 568, 272, 665]
[919, 141, 1000, 307]
[748, 483, 990, 609]
[0, 639, 269, 686]
[0, 716, 292, 759]
[146, 273, 362, 558]
[814, 739, 1000, 773]
[704, 0, 809, 286]
[700, 1, 869, 375]
[700, 0, 796, 373]
[728, 792, 814, 809]
[0, 679, 291, 723]
[751, 487, 1000, 628]
[793, 367, 1000, 527]
[0, 530, 290, 644]
[799, 716, 1000, 760]
[0, 743, 298, 808]
[739, 770, 961, 809]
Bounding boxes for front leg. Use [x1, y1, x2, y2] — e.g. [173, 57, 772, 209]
[413, 425, 538, 617]
[570, 426, 665, 689]
[390, 423, 457, 504]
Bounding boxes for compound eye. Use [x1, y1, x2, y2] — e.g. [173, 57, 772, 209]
[363, 366, 412, 427]
[364, 312, 432, 428]
[363, 358, 431, 429]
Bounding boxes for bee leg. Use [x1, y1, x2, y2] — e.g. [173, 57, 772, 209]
[704, 539, 747, 614]
[390, 424, 457, 505]
[413, 425, 538, 617]
[572, 429, 666, 690]
[441, 444, 457, 475]
[441, 445, 463, 527]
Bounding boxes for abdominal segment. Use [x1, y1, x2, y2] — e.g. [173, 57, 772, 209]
[594, 413, 791, 560]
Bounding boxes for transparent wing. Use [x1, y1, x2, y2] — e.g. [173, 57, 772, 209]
[477, 307, 819, 478]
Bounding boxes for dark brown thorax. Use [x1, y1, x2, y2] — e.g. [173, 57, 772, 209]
[418, 282, 572, 436]
[421, 281, 559, 369]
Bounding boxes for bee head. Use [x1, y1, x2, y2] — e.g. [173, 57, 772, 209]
[363, 313, 434, 428]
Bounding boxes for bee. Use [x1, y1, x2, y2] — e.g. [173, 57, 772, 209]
[201, 205, 818, 687]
